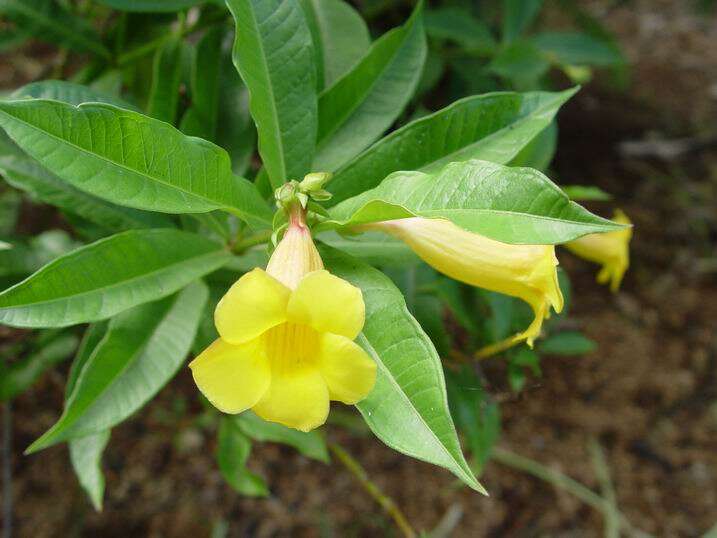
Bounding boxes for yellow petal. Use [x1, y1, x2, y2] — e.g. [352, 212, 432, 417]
[214, 268, 289, 345]
[317, 333, 376, 404]
[189, 338, 269, 414]
[251, 367, 329, 432]
[287, 270, 365, 339]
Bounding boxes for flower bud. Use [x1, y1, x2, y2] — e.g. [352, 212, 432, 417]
[565, 209, 632, 292]
[367, 217, 564, 347]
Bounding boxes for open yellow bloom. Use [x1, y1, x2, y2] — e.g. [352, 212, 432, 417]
[190, 222, 376, 432]
[564, 209, 632, 292]
[367, 217, 564, 348]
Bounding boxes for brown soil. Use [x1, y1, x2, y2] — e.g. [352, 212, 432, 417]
[3, 1, 717, 537]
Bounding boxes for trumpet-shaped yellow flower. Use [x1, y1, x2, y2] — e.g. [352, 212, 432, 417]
[565, 210, 632, 292]
[367, 218, 564, 349]
[190, 223, 376, 432]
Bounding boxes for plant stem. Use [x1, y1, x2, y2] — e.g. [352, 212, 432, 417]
[328, 442, 416, 538]
[2, 402, 12, 538]
[475, 334, 521, 360]
[492, 447, 652, 538]
[588, 438, 620, 538]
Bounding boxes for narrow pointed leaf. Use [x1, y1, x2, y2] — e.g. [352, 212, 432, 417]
[320, 245, 483, 493]
[300, 0, 371, 90]
[147, 36, 185, 124]
[69, 431, 110, 511]
[218, 417, 269, 496]
[325, 159, 624, 244]
[0, 229, 228, 328]
[226, 0, 317, 188]
[0, 99, 272, 226]
[314, 2, 426, 171]
[0, 155, 174, 231]
[27, 282, 209, 452]
[328, 88, 576, 205]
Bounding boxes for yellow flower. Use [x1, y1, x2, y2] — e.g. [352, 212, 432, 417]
[564, 209, 632, 292]
[190, 221, 376, 432]
[366, 217, 564, 349]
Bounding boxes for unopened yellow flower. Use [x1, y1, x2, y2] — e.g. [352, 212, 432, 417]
[565, 210, 632, 292]
[190, 222, 376, 432]
[367, 217, 564, 348]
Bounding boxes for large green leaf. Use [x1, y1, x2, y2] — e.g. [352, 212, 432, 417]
[27, 282, 209, 452]
[318, 231, 418, 267]
[12, 80, 139, 111]
[0, 229, 227, 328]
[327, 88, 576, 205]
[147, 36, 184, 124]
[227, 0, 317, 189]
[320, 245, 483, 492]
[0, 0, 110, 58]
[217, 417, 269, 497]
[0, 99, 272, 226]
[0, 332, 78, 401]
[314, 2, 426, 172]
[300, 0, 371, 90]
[325, 159, 624, 244]
[235, 411, 329, 462]
[69, 431, 110, 511]
[0, 155, 174, 232]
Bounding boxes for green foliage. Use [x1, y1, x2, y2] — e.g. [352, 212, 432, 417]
[0, 0, 629, 512]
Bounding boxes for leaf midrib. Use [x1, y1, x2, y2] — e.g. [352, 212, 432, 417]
[0, 104, 229, 211]
[0, 247, 226, 310]
[357, 330, 479, 489]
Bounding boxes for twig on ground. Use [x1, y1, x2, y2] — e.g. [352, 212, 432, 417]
[328, 442, 416, 538]
[492, 447, 652, 538]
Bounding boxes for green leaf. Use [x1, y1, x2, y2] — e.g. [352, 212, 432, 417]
[67, 322, 110, 398]
[0, 229, 227, 328]
[300, 0, 371, 90]
[180, 27, 223, 141]
[530, 32, 623, 66]
[425, 7, 495, 54]
[147, 36, 185, 124]
[235, 411, 329, 462]
[320, 245, 483, 493]
[0, 99, 272, 226]
[0, 0, 110, 58]
[12, 80, 140, 111]
[502, 0, 543, 42]
[69, 431, 110, 511]
[27, 282, 209, 452]
[325, 159, 624, 244]
[509, 120, 557, 172]
[0, 332, 78, 401]
[0, 189, 20, 235]
[227, 0, 317, 189]
[412, 294, 451, 357]
[562, 184, 612, 202]
[537, 331, 596, 355]
[508, 347, 540, 392]
[327, 88, 576, 205]
[96, 0, 212, 11]
[0, 155, 174, 232]
[314, 2, 427, 172]
[217, 417, 269, 497]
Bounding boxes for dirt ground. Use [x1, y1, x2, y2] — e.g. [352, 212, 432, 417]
[3, 1, 717, 537]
